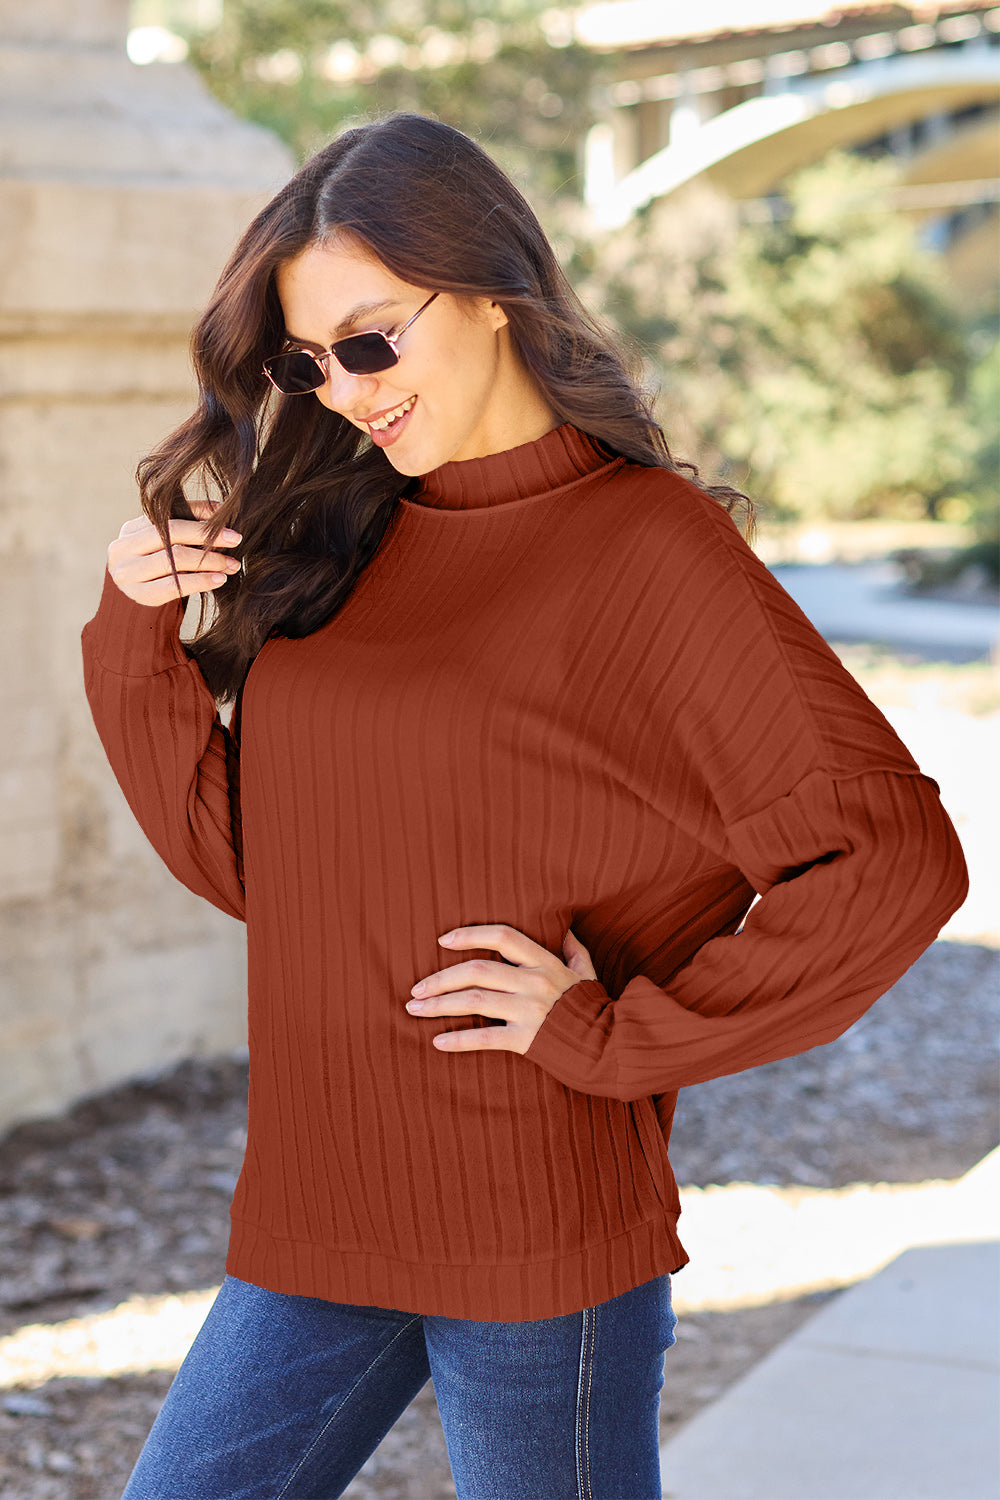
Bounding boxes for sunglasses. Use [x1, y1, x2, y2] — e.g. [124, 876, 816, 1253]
[262, 291, 440, 394]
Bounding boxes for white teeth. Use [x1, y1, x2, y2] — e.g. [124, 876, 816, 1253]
[368, 396, 416, 432]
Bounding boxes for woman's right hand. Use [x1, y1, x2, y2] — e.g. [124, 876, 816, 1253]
[107, 498, 243, 608]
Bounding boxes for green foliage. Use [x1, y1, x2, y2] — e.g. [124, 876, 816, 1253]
[945, 335, 1000, 546]
[566, 151, 992, 524]
[158, 0, 604, 197]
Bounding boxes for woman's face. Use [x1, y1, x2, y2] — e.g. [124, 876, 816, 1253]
[273, 232, 557, 476]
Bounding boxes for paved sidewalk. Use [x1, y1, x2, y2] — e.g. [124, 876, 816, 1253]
[770, 560, 1000, 661]
[659, 1150, 1000, 1500]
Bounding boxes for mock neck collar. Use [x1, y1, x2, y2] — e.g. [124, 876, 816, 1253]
[402, 423, 616, 511]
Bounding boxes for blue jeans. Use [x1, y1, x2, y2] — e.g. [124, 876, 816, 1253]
[121, 1271, 677, 1499]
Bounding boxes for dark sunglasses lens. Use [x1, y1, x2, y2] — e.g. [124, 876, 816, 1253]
[333, 332, 398, 375]
[265, 352, 325, 394]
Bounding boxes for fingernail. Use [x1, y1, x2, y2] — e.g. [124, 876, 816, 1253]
[438, 931, 456, 943]
[406, 999, 424, 1011]
[223, 530, 242, 541]
[411, 981, 427, 995]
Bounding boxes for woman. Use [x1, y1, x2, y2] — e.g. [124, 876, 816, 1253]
[82, 112, 968, 1499]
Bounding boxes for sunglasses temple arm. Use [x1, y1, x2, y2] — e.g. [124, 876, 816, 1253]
[391, 292, 438, 347]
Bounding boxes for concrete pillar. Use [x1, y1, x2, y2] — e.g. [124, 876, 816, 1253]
[584, 121, 621, 211]
[669, 73, 707, 145]
[0, 0, 295, 1131]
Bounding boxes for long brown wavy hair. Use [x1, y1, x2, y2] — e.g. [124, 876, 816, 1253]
[139, 110, 754, 710]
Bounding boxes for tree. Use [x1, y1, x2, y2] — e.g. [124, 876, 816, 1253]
[148, 0, 605, 196]
[566, 151, 988, 524]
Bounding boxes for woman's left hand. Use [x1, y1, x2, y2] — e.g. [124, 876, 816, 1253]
[406, 924, 597, 1055]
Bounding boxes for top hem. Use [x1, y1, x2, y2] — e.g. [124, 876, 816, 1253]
[226, 1210, 689, 1322]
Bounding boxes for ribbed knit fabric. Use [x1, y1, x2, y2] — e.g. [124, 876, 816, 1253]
[81, 422, 968, 1321]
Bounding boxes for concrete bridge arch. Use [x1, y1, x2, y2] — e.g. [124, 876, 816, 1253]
[588, 45, 1000, 227]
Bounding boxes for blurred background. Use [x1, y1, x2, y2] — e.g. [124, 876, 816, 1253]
[0, 2, 997, 1495]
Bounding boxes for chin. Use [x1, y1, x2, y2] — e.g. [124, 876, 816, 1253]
[383, 450, 426, 478]
[378, 415, 479, 478]
[383, 430, 454, 479]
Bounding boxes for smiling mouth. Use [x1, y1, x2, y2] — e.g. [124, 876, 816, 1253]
[366, 396, 416, 432]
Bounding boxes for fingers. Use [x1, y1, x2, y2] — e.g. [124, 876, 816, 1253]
[135, 543, 241, 576]
[412, 956, 546, 1000]
[406, 926, 576, 1057]
[430, 1024, 513, 1053]
[407, 987, 546, 1057]
[437, 922, 552, 969]
[132, 571, 231, 605]
[109, 542, 240, 602]
[407, 986, 513, 1022]
[108, 508, 243, 607]
[116, 515, 241, 558]
[561, 929, 597, 982]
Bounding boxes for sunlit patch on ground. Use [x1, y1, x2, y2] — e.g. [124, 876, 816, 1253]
[2, 1151, 994, 1389]
[670, 1147, 998, 1313]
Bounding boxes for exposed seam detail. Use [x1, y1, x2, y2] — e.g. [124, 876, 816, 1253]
[575, 1305, 597, 1500]
[274, 1313, 423, 1498]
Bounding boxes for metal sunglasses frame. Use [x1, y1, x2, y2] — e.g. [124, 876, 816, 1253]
[263, 291, 440, 394]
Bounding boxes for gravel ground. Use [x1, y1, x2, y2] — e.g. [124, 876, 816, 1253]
[0, 936, 995, 1499]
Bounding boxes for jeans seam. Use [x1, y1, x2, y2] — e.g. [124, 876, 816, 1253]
[273, 1313, 423, 1500]
[575, 1306, 597, 1500]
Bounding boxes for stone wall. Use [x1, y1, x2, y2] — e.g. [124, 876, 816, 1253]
[0, 0, 295, 1131]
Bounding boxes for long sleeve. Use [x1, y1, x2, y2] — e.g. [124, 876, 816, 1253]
[525, 766, 966, 1098]
[523, 481, 969, 1100]
[80, 564, 246, 922]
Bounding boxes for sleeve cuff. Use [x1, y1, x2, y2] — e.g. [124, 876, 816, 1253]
[523, 977, 622, 1097]
[81, 564, 191, 678]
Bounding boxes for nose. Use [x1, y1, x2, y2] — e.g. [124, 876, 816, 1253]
[318, 356, 379, 416]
